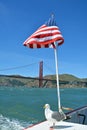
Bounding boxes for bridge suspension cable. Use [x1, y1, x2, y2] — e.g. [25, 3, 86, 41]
[0, 62, 39, 71]
[44, 62, 55, 74]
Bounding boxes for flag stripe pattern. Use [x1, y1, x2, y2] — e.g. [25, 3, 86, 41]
[23, 17, 64, 48]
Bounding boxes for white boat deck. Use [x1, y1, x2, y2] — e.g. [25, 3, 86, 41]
[24, 120, 87, 130]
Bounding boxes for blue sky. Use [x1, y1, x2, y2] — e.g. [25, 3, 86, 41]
[0, 0, 87, 78]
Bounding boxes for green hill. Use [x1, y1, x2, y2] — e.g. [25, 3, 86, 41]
[44, 74, 82, 81]
[0, 74, 87, 88]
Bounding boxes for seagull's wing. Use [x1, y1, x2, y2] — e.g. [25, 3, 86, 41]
[51, 111, 66, 121]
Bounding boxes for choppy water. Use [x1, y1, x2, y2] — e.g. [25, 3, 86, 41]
[0, 86, 87, 130]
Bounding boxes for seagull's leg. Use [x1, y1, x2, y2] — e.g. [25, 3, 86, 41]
[53, 123, 55, 128]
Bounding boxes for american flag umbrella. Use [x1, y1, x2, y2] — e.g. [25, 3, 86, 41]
[23, 15, 64, 112]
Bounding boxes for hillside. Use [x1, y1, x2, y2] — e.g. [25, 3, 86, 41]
[0, 74, 87, 88]
[44, 74, 81, 81]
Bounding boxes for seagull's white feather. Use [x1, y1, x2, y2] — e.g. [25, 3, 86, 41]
[44, 104, 66, 124]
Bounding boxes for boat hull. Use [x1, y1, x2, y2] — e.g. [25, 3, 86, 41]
[24, 105, 87, 130]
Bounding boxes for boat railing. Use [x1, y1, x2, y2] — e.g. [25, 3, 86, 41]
[65, 105, 87, 125]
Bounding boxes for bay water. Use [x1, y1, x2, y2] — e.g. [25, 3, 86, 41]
[0, 86, 87, 130]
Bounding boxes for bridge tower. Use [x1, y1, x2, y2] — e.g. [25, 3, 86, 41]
[39, 61, 43, 87]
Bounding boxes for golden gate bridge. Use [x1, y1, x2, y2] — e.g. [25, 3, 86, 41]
[0, 61, 69, 88]
[0, 61, 87, 88]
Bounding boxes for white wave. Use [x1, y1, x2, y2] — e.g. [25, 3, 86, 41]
[0, 114, 29, 130]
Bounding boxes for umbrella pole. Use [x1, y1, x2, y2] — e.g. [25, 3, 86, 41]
[54, 44, 61, 112]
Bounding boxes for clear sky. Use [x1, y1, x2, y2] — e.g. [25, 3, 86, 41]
[0, 0, 87, 78]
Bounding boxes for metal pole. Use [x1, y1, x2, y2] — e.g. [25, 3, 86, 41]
[54, 44, 61, 112]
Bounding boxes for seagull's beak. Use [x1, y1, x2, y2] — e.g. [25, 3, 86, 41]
[43, 105, 46, 109]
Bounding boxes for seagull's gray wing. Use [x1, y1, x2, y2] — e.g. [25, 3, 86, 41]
[51, 111, 66, 121]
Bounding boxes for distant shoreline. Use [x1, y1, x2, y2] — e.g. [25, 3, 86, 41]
[0, 74, 87, 88]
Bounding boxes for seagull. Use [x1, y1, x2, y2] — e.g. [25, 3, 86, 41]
[44, 104, 66, 127]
